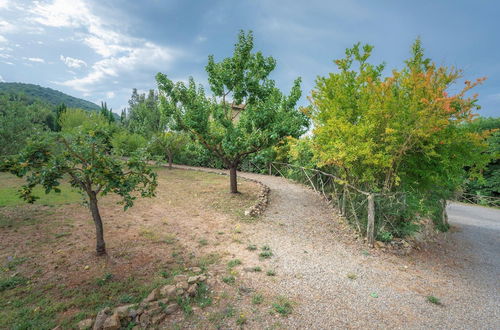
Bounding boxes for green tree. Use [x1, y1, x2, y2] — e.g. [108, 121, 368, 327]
[111, 130, 148, 156]
[1, 128, 157, 255]
[125, 89, 162, 137]
[311, 40, 490, 233]
[156, 30, 309, 193]
[149, 131, 188, 168]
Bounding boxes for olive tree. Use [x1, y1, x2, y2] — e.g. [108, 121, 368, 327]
[1, 127, 157, 255]
[156, 30, 309, 193]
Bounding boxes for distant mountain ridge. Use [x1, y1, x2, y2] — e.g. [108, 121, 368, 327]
[0, 82, 100, 111]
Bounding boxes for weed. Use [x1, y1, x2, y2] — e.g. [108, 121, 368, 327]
[95, 273, 113, 287]
[176, 296, 193, 316]
[246, 244, 257, 251]
[376, 231, 393, 242]
[271, 297, 293, 316]
[252, 293, 264, 305]
[194, 282, 212, 308]
[259, 251, 273, 260]
[227, 259, 242, 268]
[427, 295, 441, 305]
[6, 256, 28, 270]
[252, 266, 262, 272]
[261, 245, 271, 251]
[119, 294, 136, 304]
[370, 292, 379, 298]
[222, 276, 235, 284]
[266, 270, 276, 276]
[236, 313, 247, 325]
[224, 304, 236, 318]
[347, 273, 357, 280]
[198, 238, 208, 246]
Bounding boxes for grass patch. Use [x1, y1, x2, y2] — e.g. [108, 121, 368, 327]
[271, 296, 293, 316]
[252, 293, 264, 305]
[266, 270, 276, 276]
[0, 275, 28, 292]
[222, 276, 236, 284]
[227, 259, 242, 268]
[246, 244, 257, 251]
[427, 295, 441, 305]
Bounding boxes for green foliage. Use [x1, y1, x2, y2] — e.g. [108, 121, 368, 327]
[0, 82, 100, 111]
[0, 93, 54, 156]
[0, 275, 28, 292]
[252, 293, 264, 304]
[123, 89, 162, 138]
[222, 275, 235, 284]
[463, 117, 500, 198]
[148, 131, 188, 165]
[156, 30, 309, 192]
[310, 39, 491, 235]
[227, 259, 242, 268]
[59, 108, 111, 133]
[0, 126, 157, 253]
[111, 131, 147, 156]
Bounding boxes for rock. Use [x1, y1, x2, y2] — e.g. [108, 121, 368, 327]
[128, 309, 138, 320]
[173, 275, 188, 283]
[139, 313, 151, 328]
[191, 267, 202, 273]
[93, 307, 111, 330]
[159, 284, 176, 298]
[113, 304, 134, 318]
[77, 319, 93, 330]
[197, 274, 207, 282]
[151, 313, 166, 325]
[187, 283, 198, 297]
[175, 287, 185, 295]
[375, 241, 385, 248]
[102, 313, 120, 330]
[175, 281, 189, 290]
[164, 303, 179, 315]
[143, 288, 160, 303]
[187, 276, 198, 284]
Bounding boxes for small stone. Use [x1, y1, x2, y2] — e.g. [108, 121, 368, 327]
[164, 303, 179, 314]
[191, 267, 202, 273]
[187, 276, 198, 284]
[197, 274, 207, 282]
[93, 307, 111, 330]
[139, 313, 151, 328]
[143, 288, 160, 303]
[128, 309, 138, 319]
[102, 313, 120, 330]
[187, 283, 198, 297]
[173, 275, 188, 283]
[375, 241, 385, 248]
[175, 281, 189, 290]
[113, 304, 134, 318]
[175, 287, 185, 295]
[77, 319, 93, 330]
[160, 284, 176, 298]
[151, 313, 166, 325]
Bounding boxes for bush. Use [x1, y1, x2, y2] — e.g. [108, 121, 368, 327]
[111, 131, 147, 156]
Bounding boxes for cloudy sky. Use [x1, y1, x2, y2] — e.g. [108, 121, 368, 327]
[0, 0, 499, 117]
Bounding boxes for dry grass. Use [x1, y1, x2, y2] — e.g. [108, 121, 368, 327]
[0, 168, 262, 329]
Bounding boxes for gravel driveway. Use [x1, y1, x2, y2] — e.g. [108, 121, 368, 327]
[175, 165, 500, 329]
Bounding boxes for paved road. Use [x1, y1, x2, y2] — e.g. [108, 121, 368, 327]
[447, 202, 500, 290]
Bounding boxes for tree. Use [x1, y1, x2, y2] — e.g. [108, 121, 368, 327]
[156, 30, 309, 193]
[0, 127, 157, 255]
[100, 102, 115, 123]
[149, 131, 188, 168]
[125, 89, 162, 137]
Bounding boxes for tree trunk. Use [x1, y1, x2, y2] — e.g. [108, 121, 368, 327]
[89, 191, 106, 255]
[229, 164, 238, 194]
[167, 151, 173, 169]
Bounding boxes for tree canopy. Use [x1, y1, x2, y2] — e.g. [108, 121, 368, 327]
[156, 30, 310, 193]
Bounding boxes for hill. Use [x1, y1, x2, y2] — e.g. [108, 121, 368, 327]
[0, 82, 100, 111]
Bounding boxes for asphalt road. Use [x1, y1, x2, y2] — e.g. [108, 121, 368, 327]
[447, 202, 500, 289]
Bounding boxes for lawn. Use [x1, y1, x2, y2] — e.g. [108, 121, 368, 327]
[0, 168, 263, 329]
[0, 172, 82, 207]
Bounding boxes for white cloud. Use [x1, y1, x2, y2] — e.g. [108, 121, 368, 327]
[60, 55, 87, 68]
[0, 35, 6, 43]
[23, 57, 45, 63]
[0, 74, 5, 82]
[106, 91, 115, 99]
[31, 0, 180, 92]
[0, 0, 8, 9]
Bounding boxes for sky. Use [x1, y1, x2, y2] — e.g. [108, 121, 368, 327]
[0, 0, 499, 117]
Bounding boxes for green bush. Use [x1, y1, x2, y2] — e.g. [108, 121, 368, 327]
[111, 131, 147, 156]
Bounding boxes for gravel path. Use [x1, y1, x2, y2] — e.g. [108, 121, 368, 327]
[175, 165, 500, 329]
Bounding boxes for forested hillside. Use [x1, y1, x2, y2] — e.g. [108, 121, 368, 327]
[0, 82, 100, 111]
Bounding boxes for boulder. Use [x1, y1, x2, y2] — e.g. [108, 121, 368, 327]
[191, 267, 202, 273]
[102, 313, 120, 330]
[187, 283, 198, 297]
[113, 304, 134, 318]
[159, 284, 176, 298]
[143, 288, 160, 303]
[77, 319, 93, 330]
[175, 281, 189, 290]
[187, 276, 198, 284]
[151, 313, 166, 325]
[173, 275, 188, 283]
[93, 307, 111, 330]
[164, 303, 179, 315]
